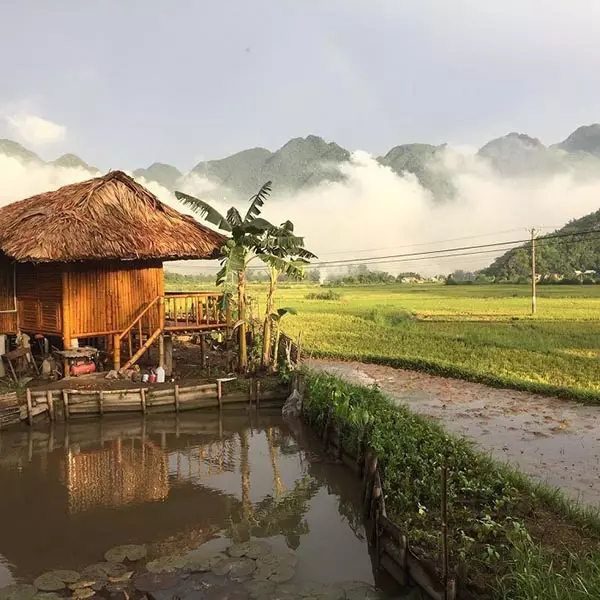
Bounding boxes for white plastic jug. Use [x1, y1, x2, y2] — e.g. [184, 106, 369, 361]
[156, 366, 166, 383]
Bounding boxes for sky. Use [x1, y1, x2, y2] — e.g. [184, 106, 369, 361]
[1, 0, 600, 171]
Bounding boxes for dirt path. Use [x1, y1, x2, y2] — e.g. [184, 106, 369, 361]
[311, 359, 600, 508]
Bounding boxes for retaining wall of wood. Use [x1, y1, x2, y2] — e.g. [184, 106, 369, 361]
[1, 379, 285, 428]
[298, 374, 457, 600]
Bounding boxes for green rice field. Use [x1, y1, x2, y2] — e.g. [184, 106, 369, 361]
[263, 283, 600, 401]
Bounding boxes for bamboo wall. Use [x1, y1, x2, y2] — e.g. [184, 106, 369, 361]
[0, 255, 18, 334]
[63, 259, 164, 338]
[16, 262, 63, 334]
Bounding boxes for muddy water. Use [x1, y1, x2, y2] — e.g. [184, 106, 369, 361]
[0, 411, 379, 591]
[313, 360, 600, 508]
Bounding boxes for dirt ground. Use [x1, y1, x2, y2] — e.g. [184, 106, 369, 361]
[311, 358, 600, 508]
[22, 338, 234, 392]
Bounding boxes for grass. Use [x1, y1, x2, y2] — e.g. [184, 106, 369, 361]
[303, 371, 600, 599]
[255, 283, 600, 402]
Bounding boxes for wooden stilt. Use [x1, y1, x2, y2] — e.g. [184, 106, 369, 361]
[174, 384, 180, 412]
[217, 380, 222, 410]
[140, 388, 147, 415]
[99, 391, 104, 416]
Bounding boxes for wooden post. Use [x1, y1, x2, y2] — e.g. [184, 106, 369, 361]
[199, 335, 205, 370]
[158, 334, 165, 369]
[62, 390, 69, 421]
[46, 390, 54, 422]
[296, 330, 303, 364]
[217, 380, 222, 410]
[441, 463, 449, 600]
[248, 378, 254, 406]
[174, 384, 180, 412]
[256, 380, 261, 409]
[61, 270, 72, 374]
[113, 333, 121, 372]
[140, 388, 147, 415]
[164, 335, 173, 377]
[98, 390, 104, 416]
[26, 388, 33, 426]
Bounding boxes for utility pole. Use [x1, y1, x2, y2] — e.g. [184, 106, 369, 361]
[530, 227, 537, 315]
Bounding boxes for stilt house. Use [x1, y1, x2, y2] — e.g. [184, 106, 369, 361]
[0, 170, 228, 370]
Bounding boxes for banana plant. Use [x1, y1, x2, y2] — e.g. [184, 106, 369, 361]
[175, 182, 274, 371]
[259, 221, 316, 367]
[271, 307, 297, 371]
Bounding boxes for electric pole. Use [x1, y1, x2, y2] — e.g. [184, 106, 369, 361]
[530, 227, 537, 315]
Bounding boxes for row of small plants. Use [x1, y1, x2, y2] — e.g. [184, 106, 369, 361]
[302, 371, 600, 599]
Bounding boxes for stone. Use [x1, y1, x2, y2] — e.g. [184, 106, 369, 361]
[282, 389, 302, 418]
[241, 542, 272, 561]
[105, 370, 118, 380]
[105, 544, 147, 563]
[338, 582, 382, 600]
[0, 584, 37, 600]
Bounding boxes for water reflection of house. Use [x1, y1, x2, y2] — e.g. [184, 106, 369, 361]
[65, 440, 169, 513]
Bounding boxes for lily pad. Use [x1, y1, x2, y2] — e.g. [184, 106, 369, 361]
[339, 582, 382, 600]
[146, 555, 186, 573]
[82, 563, 127, 580]
[211, 558, 238, 577]
[133, 572, 181, 593]
[108, 572, 133, 584]
[267, 565, 295, 584]
[185, 551, 228, 573]
[72, 588, 95, 600]
[69, 581, 97, 591]
[241, 541, 273, 560]
[242, 580, 276, 599]
[32, 594, 62, 600]
[229, 559, 256, 581]
[0, 584, 37, 600]
[33, 572, 80, 593]
[204, 584, 249, 600]
[104, 544, 147, 563]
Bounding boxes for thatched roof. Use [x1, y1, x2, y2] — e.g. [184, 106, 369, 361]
[0, 171, 225, 262]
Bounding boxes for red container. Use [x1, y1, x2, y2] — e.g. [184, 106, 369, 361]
[148, 372, 157, 383]
[71, 362, 96, 376]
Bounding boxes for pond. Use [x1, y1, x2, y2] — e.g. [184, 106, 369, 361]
[0, 411, 405, 599]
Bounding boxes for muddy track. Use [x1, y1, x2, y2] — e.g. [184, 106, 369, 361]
[311, 359, 600, 508]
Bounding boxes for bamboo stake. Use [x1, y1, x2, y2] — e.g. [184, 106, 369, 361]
[256, 380, 261, 409]
[441, 462, 449, 600]
[217, 380, 222, 410]
[99, 391, 104, 416]
[26, 388, 33, 426]
[46, 390, 54, 422]
[63, 390, 69, 421]
[140, 388, 147, 415]
[174, 384, 180, 412]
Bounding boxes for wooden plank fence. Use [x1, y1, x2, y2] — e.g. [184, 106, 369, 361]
[2, 379, 285, 427]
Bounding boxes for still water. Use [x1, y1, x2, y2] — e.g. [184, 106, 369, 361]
[0, 411, 376, 591]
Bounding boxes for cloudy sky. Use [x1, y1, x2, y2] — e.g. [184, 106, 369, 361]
[1, 0, 599, 170]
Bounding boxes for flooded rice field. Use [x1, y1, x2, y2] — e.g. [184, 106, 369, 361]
[0, 411, 408, 599]
[314, 359, 600, 507]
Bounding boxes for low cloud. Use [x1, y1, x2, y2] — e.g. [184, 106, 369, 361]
[6, 114, 66, 146]
[1, 143, 600, 277]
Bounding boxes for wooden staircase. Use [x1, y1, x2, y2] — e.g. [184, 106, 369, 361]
[112, 293, 230, 371]
[113, 296, 164, 372]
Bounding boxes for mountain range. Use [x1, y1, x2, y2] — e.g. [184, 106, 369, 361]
[2, 124, 600, 202]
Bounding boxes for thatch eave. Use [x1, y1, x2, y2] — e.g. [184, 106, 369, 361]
[0, 170, 226, 263]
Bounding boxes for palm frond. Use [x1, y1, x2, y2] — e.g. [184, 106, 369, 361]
[244, 181, 272, 223]
[175, 191, 231, 232]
